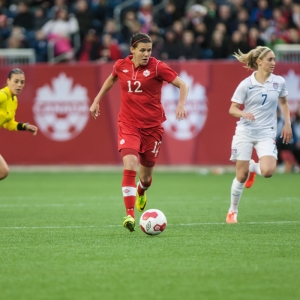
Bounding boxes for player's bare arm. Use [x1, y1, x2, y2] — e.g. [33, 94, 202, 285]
[171, 76, 188, 120]
[278, 96, 292, 144]
[229, 102, 255, 121]
[90, 75, 118, 119]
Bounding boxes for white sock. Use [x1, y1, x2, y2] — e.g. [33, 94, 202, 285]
[229, 177, 244, 213]
[249, 161, 262, 175]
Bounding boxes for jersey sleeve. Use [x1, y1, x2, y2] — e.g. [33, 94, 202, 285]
[231, 80, 247, 104]
[278, 76, 288, 97]
[0, 90, 8, 104]
[157, 62, 178, 83]
[111, 60, 122, 78]
[2, 118, 18, 131]
[1, 96, 18, 131]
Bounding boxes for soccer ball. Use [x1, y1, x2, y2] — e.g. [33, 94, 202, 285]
[139, 209, 167, 235]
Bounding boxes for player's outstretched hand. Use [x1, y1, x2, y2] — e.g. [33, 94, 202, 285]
[90, 103, 100, 120]
[176, 103, 187, 121]
[26, 124, 38, 135]
[281, 123, 293, 144]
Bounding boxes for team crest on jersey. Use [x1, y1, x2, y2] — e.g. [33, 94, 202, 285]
[273, 82, 278, 90]
[143, 70, 150, 77]
[120, 139, 125, 145]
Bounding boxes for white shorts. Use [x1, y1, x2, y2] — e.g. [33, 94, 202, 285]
[230, 130, 278, 162]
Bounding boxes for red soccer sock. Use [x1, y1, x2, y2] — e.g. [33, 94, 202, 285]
[122, 170, 137, 218]
[137, 178, 152, 196]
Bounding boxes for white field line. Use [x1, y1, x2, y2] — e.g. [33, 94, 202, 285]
[0, 221, 299, 229]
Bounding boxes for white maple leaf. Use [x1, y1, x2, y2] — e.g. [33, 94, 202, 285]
[33, 73, 89, 141]
[162, 71, 207, 140]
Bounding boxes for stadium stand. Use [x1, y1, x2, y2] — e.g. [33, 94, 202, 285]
[0, 0, 299, 64]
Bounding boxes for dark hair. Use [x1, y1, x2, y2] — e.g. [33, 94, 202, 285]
[8, 68, 24, 79]
[130, 33, 152, 48]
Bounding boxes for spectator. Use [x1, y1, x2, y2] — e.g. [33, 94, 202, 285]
[96, 33, 122, 62]
[258, 17, 275, 43]
[292, 4, 300, 30]
[227, 30, 250, 59]
[47, 0, 68, 19]
[148, 30, 163, 59]
[248, 27, 265, 49]
[209, 29, 228, 59]
[13, 1, 34, 31]
[249, 0, 273, 25]
[137, 0, 153, 34]
[230, 8, 251, 33]
[33, 6, 49, 31]
[4, 26, 28, 48]
[41, 7, 79, 60]
[32, 30, 48, 62]
[153, 0, 180, 30]
[172, 20, 184, 42]
[277, 108, 299, 173]
[102, 18, 123, 43]
[193, 22, 211, 53]
[216, 4, 232, 34]
[76, 28, 100, 61]
[288, 27, 300, 44]
[178, 30, 202, 60]
[160, 29, 182, 60]
[74, 0, 93, 42]
[121, 10, 138, 43]
[0, 14, 10, 47]
[91, 0, 108, 34]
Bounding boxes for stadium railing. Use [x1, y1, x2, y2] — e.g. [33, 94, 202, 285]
[0, 49, 36, 65]
[274, 44, 300, 62]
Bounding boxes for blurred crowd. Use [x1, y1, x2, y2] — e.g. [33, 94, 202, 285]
[0, 0, 300, 63]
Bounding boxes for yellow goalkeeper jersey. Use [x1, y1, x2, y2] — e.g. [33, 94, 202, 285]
[0, 86, 19, 131]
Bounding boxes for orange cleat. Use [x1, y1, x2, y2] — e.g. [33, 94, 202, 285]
[226, 211, 238, 223]
[245, 171, 256, 188]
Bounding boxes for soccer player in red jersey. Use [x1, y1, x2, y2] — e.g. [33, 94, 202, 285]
[90, 33, 189, 232]
[0, 68, 38, 180]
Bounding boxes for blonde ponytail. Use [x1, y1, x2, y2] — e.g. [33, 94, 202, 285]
[233, 46, 272, 70]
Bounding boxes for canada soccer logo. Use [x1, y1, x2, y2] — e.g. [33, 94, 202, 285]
[282, 70, 300, 113]
[161, 71, 207, 140]
[33, 73, 90, 141]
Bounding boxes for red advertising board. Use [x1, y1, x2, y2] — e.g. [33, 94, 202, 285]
[1, 61, 299, 165]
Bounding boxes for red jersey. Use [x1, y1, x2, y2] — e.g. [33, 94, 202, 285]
[112, 56, 177, 128]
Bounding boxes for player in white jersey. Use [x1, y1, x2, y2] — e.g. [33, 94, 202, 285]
[226, 46, 293, 223]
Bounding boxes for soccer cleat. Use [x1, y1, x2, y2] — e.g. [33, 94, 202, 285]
[245, 160, 256, 188]
[136, 185, 147, 212]
[226, 211, 238, 223]
[123, 215, 136, 232]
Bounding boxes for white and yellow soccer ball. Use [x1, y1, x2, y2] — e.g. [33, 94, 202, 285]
[139, 209, 167, 235]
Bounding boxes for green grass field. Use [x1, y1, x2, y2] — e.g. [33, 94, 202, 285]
[0, 170, 299, 300]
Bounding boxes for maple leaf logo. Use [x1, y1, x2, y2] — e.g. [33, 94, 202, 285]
[33, 73, 89, 141]
[282, 70, 300, 114]
[161, 71, 207, 140]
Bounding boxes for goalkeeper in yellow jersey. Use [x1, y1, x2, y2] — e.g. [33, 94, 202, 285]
[0, 68, 38, 180]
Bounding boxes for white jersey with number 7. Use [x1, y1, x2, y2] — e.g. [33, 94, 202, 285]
[232, 72, 288, 132]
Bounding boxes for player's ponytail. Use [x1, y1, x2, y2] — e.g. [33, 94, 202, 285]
[233, 46, 272, 70]
[130, 33, 152, 49]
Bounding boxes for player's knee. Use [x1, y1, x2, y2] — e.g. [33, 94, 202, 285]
[261, 169, 274, 178]
[0, 166, 9, 180]
[236, 171, 248, 183]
